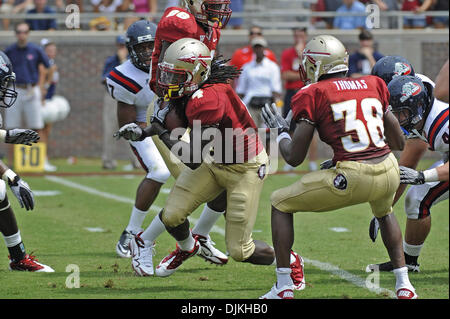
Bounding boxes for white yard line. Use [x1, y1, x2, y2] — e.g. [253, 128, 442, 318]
[45, 175, 395, 298]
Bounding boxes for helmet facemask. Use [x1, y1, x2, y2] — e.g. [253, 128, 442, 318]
[0, 73, 18, 108]
[186, 0, 232, 28]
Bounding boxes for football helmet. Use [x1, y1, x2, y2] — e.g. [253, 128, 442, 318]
[125, 20, 157, 73]
[299, 35, 349, 85]
[387, 75, 430, 137]
[0, 51, 18, 108]
[182, 0, 232, 28]
[371, 55, 415, 85]
[158, 38, 212, 99]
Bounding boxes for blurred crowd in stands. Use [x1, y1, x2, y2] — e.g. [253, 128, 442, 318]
[0, 0, 448, 31]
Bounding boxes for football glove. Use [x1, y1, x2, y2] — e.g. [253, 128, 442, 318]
[320, 159, 334, 170]
[261, 103, 290, 134]
[8, 175, 35, 211]
[5, 129, 40, 146]
[150, 101, 170, 126]
[369, 217, 379, 242]
[114, 123, 145, 141]
[399, 166, 425, 185]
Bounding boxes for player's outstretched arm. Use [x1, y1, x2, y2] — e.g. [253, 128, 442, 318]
[383, 110, 405, 151]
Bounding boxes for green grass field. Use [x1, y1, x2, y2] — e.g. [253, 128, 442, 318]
[0, 158, 448, 299]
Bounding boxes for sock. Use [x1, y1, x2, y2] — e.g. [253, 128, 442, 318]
[393, 266, 413, 291]
[403, 240, 422, 265]
[3, 231, 26, 262]
[276, 268, 293, 288]
[178, 232, 195, 251]
[126, 206, 148, 234]
[192, 204, 224, 237]
[140, 214, 166, 246]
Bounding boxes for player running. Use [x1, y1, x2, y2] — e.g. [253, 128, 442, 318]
[116, 38, 305, 290]
[260, 35, 417, 299]
[0, 51, 53, 272]
[366, 75, 448, 273]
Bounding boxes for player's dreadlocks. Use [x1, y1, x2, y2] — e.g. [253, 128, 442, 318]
[203, 55, 241, 85]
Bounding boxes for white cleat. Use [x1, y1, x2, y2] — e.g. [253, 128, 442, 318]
[9, 254, 54, 272]
[396, 287, 418, 299]
[193, 234, 228, 265]
[129, 232, 155, 276]
[259, 283, 295, 299]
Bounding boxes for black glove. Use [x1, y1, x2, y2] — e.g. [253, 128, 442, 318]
[399, 166, 425, 185]
[8, 175, 35, 211]
[320, 159, 334, 170]
[261, 103, 290, 134]
[5, 129, 40, 146]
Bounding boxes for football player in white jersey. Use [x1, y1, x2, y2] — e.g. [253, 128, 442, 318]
[366, 74, 448, 273]
[107, 20, 227, 271]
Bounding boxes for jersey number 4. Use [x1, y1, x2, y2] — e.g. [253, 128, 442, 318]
[331, 98, 386, 153]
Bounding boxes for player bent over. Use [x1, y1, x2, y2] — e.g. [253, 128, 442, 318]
[0, 51, 53, 272]
[260, 36, 416, 299]
[116, 39, 305, 289]
[366, 75, 448, 273]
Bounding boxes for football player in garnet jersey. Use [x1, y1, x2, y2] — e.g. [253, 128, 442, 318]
[116, 38, 305, 290]
[142, 0, 236, 271]
[0, 51, 53, 272]
[260, 35, 417, 299]
[366, 76, 448, 274]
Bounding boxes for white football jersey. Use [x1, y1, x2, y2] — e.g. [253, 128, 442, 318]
[105, 59, 155, 123]
[423, 98, 449, 159]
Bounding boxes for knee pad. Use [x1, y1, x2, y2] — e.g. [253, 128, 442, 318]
[226, 239, 255, 262]
[147, 164, 170, 184]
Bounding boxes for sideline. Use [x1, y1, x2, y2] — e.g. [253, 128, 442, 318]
[45, 175, 396, 298]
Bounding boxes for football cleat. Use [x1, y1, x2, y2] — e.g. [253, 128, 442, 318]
[116, 229, 134, 258]
[396, 287, 418, 299]
[9, 254, 54, 272]
[155, 239, 200, 277]
[129, 232, 155, 276]
[365, 261, 420, 273]
[193, 234, 228, 265]
[290, 250, 306, 290]
[259, 284, 295, 299]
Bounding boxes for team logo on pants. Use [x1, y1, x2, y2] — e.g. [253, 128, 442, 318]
[258, 164, 266, 180]
[333, 174, 347, 190]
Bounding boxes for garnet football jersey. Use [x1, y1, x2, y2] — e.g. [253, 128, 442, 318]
[291, 75, 391, 163]
[185, 83, 263, 163]
[150, 6, 220, 93]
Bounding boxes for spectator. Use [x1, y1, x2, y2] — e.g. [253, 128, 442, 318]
[26, 0, 57, 30]
[333, 0, 366, 30]
[165, 0, 178, 9]
[228, 0, 243, 29]
[236, 37, 282, 129]
[40, 38, 71, 172]
[1, 0, 34, 30]
[310, 0, 343, 29]
[101, 35, 128, 170]
[280, 27, 319, 172]
[431, 0, 449, 28]
[90, 0, 123, 30]
[229, 26, 278, 72]
[121, 0, 158, 30]
[348, 29, 384, 78]
[4, 22, 50, 164]
[402, 0, 433, 29]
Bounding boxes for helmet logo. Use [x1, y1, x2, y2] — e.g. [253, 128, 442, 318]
[178, 54, 211, 68]
[393, 62, 411, 78]
[0, 55, 9, 73]
[400, 82, 421, 102]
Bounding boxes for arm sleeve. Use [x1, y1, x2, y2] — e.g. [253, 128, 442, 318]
[105, 75, 136, 105]
[185, 90, 224, 127]
[291, 88, 317, 124]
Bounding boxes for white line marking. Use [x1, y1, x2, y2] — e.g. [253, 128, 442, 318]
[34, 190, 62, 196]
[45, 175, 395, 297]
[84, 227, 107, 233]
[329, 227, 350, 233]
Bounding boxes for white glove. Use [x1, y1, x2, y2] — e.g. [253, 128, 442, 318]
[399, 166, 425, 185]
[261, 103, 290, 134]
[113, 123, 145, 141]
[8, 175, 35, 211]
[150, 103, 171, 125]
[5, 129, 40, 146]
